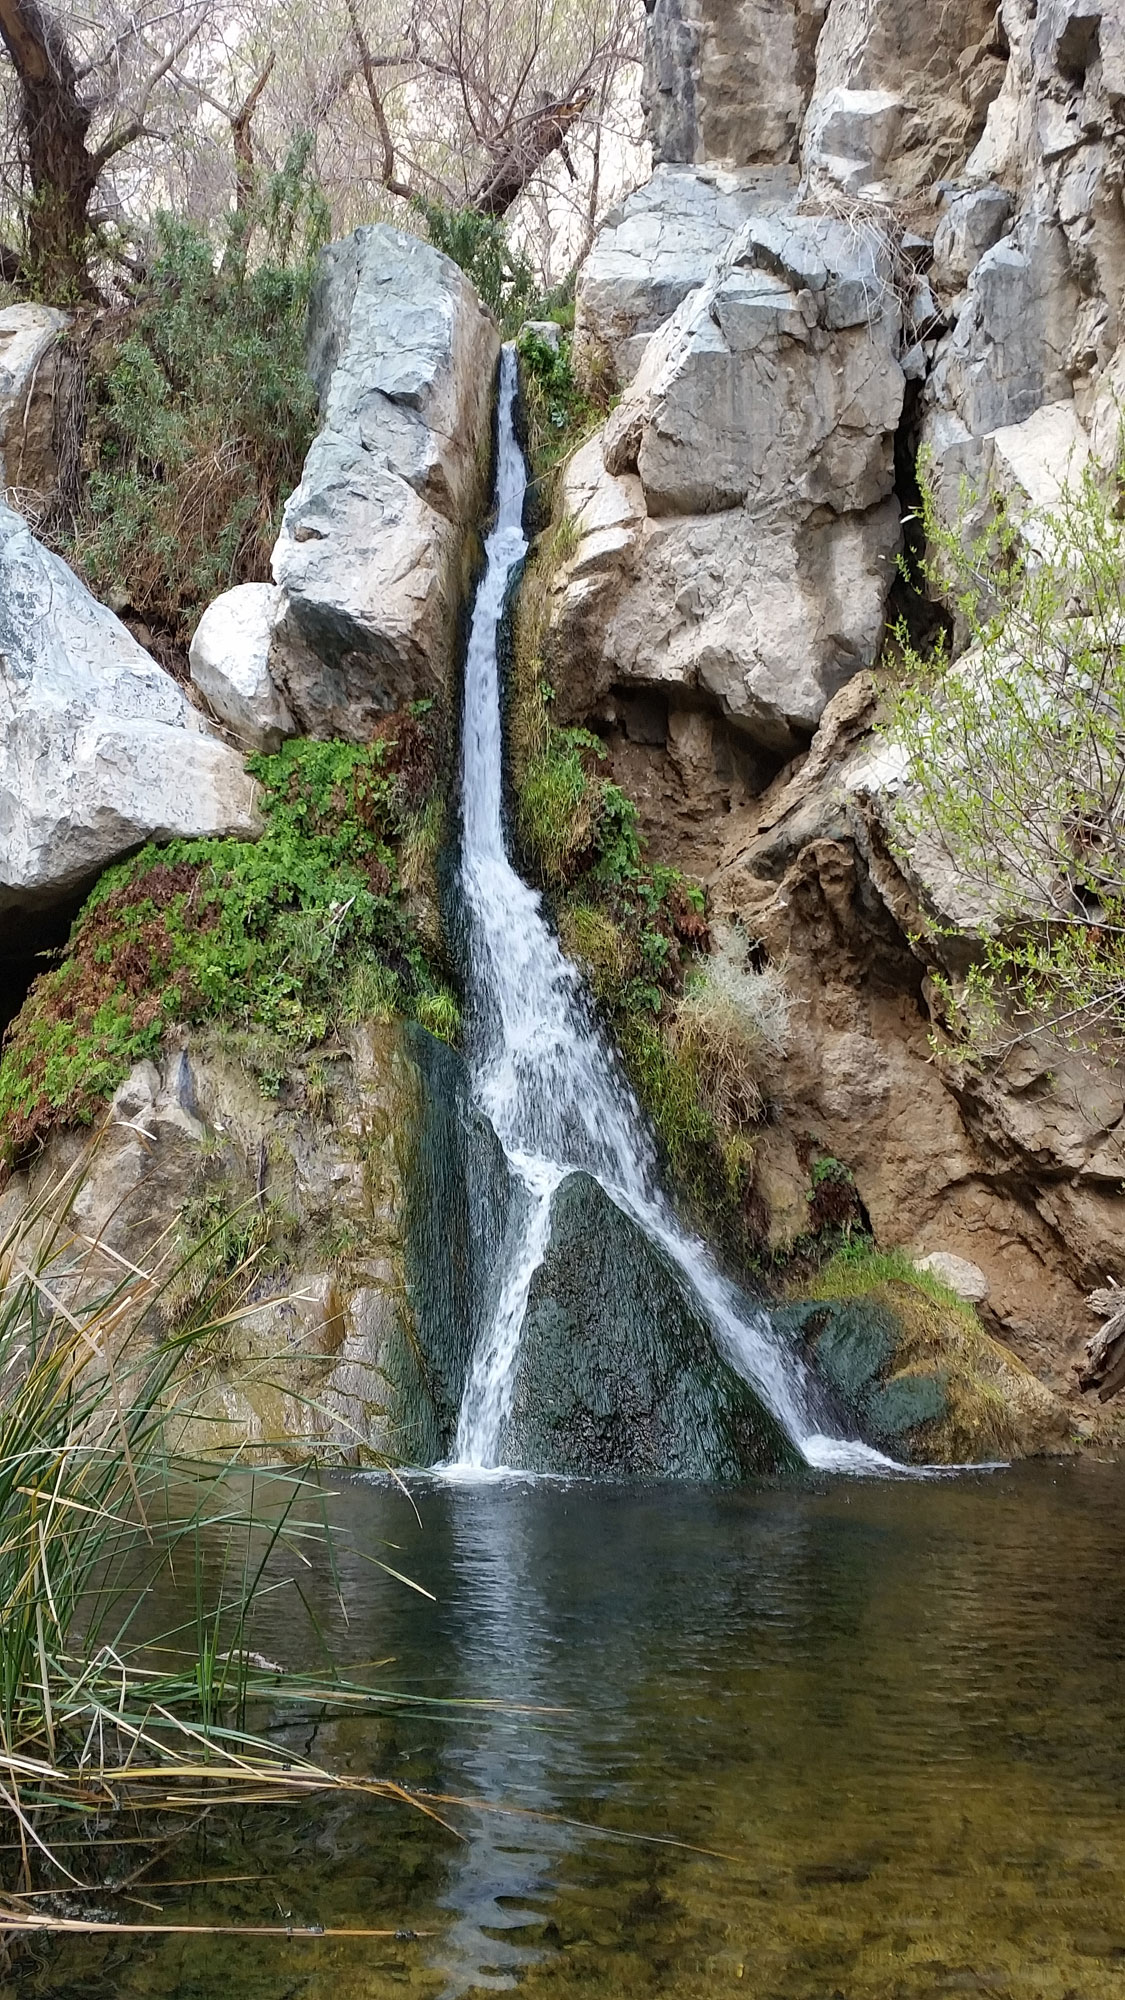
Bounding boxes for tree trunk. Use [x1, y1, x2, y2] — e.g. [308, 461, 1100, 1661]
[473, 88, 594, 218]
[0, 0, 98, 297]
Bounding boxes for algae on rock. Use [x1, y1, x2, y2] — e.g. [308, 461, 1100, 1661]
[775, 1256, 1072, 1463]
[505, 1172, 800, 1479]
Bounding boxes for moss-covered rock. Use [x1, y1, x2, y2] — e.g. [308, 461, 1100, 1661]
[775, 1259, 1073, 1463]
[505, 1171, 800, 1479]
[0, 1017, 503, 1468]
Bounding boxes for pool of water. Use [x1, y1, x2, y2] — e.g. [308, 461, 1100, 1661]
[31, 1459, 1125, 2000]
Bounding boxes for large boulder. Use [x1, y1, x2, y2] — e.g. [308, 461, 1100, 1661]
[504, 1172, 801, 1479]
[270, 225, 499, 738]
[0, 1020, 511, 1467]
[550, 214, 904, 755]
[0, 503, 259, 920]
[773, 1281, 1071, 1463]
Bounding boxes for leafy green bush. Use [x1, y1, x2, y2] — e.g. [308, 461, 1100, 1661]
[0, 725, 459, 1166]
[415, 200, 538, 334]
[517, 327, 605, 481]
[891, 442, 1125, 1060]
[64, 146, 327, 650]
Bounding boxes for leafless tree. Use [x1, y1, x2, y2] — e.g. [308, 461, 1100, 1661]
[0, 0, 645, 298]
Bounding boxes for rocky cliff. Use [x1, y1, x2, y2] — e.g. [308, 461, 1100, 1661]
[536, 0, 1125, 1430]
[2, 5, 1122, 1462]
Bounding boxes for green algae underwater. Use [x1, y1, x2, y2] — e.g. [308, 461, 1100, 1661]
[22, 1458, 1125, 2000]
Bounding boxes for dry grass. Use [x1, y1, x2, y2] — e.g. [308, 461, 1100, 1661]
[672, 925, 791, 1130]
[0, 1161, 489, 1934]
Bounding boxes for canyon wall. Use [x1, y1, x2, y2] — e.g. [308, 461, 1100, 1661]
[545, 0, 1125, 1426]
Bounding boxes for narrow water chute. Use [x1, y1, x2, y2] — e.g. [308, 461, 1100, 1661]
[447, 346, 894, 1477]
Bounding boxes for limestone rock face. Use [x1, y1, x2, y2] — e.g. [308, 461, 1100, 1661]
[643, 0, 829, 170]
[188, 582, 295, 754]
[506, 1172, 800, 1478]
[574, 164, 797, 388]
[920, 0, 1125, 514]
[552, 215, 904, 754]
[802, 0, 1002, 198]
[707, 682, 1125, 1435]
[271, 225, 499, 737]
[0, 503, 259, 919]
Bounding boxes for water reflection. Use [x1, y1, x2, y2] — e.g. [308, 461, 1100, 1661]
[31, 1461, 1125, 2000]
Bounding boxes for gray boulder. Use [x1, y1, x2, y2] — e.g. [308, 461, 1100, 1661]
[574, 163, 797, 388]
[0, 504, 259, 919]
[931, 186, 1014, 291]
[188, 582, 294, 754]
[271, 225, 499, 737]
[504, 1172, 800, 1478]
[550, 211, 904, 754]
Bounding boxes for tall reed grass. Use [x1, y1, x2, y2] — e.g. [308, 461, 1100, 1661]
[0, 1160, 458, 1938]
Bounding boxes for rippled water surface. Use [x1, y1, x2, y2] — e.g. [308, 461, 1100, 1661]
[34, 1461, 1125, 1999]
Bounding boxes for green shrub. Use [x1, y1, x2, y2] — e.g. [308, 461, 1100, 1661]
[890, 440, 1125, 1061]
[415, 200, 538, 334]
[0, 724, 459, 1166]
[517, 327, 605, 481]
[63, 146, 327, 650]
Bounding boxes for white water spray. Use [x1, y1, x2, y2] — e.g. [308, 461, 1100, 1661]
[446, 347, 895, 1476]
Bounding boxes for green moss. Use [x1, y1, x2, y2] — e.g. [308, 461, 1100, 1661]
[802, 1244, 982, 1322]
[0, 725, 459, 1165]
[783, 1249, 1068, 1463]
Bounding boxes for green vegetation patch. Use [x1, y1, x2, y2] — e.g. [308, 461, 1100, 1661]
[785, 1243, 1068, 1463]
[62, 149, 326, 654]
[507, 513, 795, 1260]
[516, 326, 607, 493]
[0, 724, 459, 1166]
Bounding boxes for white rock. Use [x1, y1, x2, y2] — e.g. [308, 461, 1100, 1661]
[575, 164, 797, 387]
[914, 1251, 991, 1304]
[0, 303, 68, 509]
[189, 582, 295, 754]
[989, 399, 1091, 527]
[0, 502, 259, 917]
[272, 225, 499, 737]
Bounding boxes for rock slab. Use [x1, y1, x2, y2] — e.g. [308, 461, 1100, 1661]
[0, 502, 259, 918]
[271, 225, 500, 737]
[506, 1171, 800, 1478]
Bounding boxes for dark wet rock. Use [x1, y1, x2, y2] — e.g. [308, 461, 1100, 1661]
[403, 1022, 514, 1455]
[504, 1171, 800, 1478]
[773, 1286, 1070, 1464]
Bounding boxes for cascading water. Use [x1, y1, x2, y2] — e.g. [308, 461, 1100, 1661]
[446, 347, 896, 1477]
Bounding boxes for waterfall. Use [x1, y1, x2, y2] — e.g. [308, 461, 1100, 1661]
[446, 346, 896, 1477]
